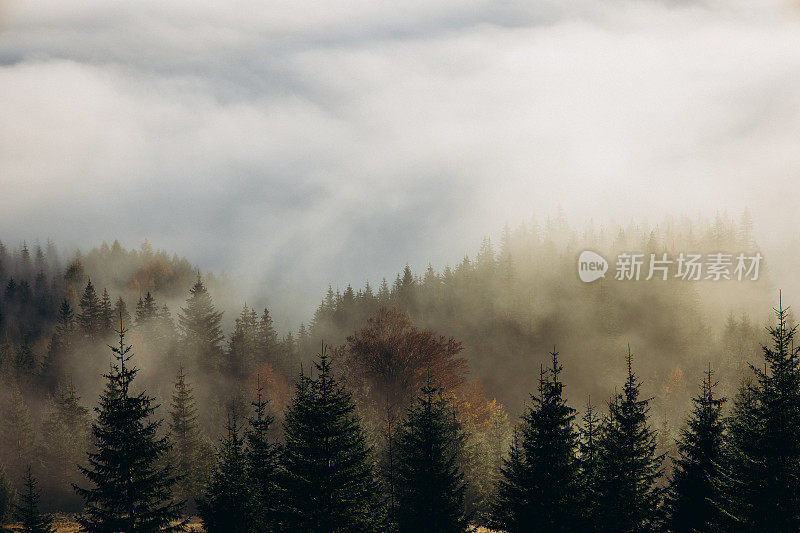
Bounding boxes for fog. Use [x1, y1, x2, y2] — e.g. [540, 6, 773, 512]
[2, 0, 800, 328]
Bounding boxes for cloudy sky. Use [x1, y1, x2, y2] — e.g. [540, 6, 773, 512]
[1, 0, 800, 325]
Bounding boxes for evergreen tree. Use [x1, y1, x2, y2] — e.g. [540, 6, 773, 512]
[246, 378, 280, 531]
[178, 277, 224, 372]
[721, 297, 800, 531]
[136, 291, 158, 338]
[227, 305, 257, 378]
[256, 308, 279, 368]
[77, 280, 100, 341]
[490, 351, 581, 533]
[15, 337, 36, 379]
[73, 319, 186, 532]
[280, 351, 385, 532]
[663, 366, 725, 533]
[197, 407, 255, 533]
[113, 297, 131, 327]
[15, 467, 55, 533]
[99, 289, 114, 336]
[395, 382, 469, 533]
[594, 348, 664, 533]
[578, 398, 601, 530]
[168, 367, 210, 512]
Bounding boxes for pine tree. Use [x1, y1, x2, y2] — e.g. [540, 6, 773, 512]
[178, 277, 224, 372]
[77, 280, 100, 341]
[490, 350, 581, 533]
[594, 348, 664, 533]
[227, 305, 257, 378]
[113, 297, 131, 327]
[256, 308, 279, 368]
[136, 291, 158, 339]
[395, 382, 469, 533]
[721, 297, 800, 531]
[280, 351, 385, 532]
[73, 318, 186, 532]
[663, 366, 725, 533]
[246, 378, 280, 531]
[578, 398, 601, 530]
[168, 367, 210, 512]
[15, 467, 55, 533]
[99, 289, 114, 336]
[197, 407, 255, 533]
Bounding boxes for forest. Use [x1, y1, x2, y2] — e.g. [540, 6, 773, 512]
[0, 210, 794, 532]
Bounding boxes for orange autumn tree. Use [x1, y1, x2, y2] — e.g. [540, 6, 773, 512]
[332, 306, 510, 523]
[332, 306, 467, 415]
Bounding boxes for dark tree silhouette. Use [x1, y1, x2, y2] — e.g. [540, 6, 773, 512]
[73, 317, 185, 532]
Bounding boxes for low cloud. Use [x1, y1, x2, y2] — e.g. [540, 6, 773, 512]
[1, 0, 800, 328]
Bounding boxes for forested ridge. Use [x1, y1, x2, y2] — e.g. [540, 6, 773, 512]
[0, 210, 794, 532]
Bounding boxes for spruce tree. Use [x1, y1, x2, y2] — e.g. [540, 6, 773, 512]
[578, 398, 601, 530]
[227, 305, 257, 378]
[395, 382, 469, 533]
[663, 366, 725, 533]
[197, 407, 255, 533]
[73, 318, 186, 532]
[594, 348, 664, 533]
[15, 467, 55, 533]
[77, 280, 100, 341]
[280, 351, 385, 532]
[99, 289, 114, 336]
[168, 367, 210, 512]
[113, 297, 131, 327]
[490, 350, 581, 533]
[178, 277, 224, 372]
[246, 378, 280, 531]
[721, 297, 800, 531]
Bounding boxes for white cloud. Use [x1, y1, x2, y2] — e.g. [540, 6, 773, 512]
[1, 0, 800, 326]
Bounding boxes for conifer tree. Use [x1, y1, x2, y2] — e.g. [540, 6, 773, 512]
[490, 350, 581, 533]
[594, 348, 663, 533]
[99, 289, 114, 336]
[77, 280, 100, 341]
[280, 351, 385, 532]
[721, 297, 800, 531]
[227, 305, 257, 378]
[178, 277, 224, 372]
[663, 366, 725, 533]
[395, 382, 469, 533]
[113, 297, 131, 327]
[578, 398, 601, 530]
[197, 407, 255, 533]
[15, 467, 55, 533]
[168, 367, 210, 512]
[73, 317, 186, 532]
[256, 308, 279, 368]
[246, 378, 280, 531]
[136, 291, 158, 339]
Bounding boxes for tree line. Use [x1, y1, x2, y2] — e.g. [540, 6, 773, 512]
[2, 295, 799, 532]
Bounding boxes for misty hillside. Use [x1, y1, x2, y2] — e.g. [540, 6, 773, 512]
[0, 210, 778, 522]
